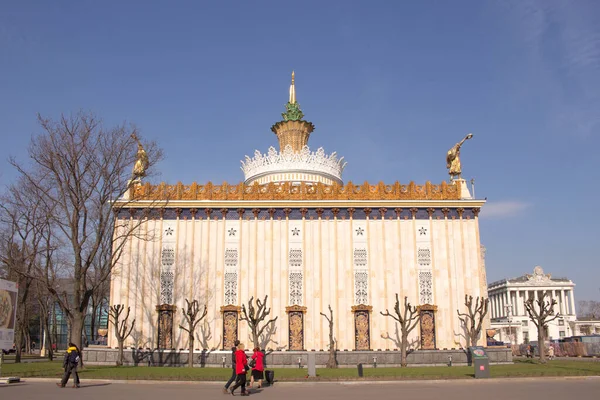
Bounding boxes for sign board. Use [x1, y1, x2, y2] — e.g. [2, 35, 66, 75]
[469, 346, 488, 358]
[0, 279, 18, 350]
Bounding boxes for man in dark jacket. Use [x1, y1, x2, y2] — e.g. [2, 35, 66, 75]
[57, 343, 81, 388]
[223, 340, 240, 394]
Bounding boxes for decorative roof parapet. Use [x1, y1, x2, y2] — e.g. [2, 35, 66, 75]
[130, 180, 461, 201]
[241, 145, 346, 184]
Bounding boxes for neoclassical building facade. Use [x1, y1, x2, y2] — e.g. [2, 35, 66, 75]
[488, 266, 577, 343]
[108, 74, 488, 352]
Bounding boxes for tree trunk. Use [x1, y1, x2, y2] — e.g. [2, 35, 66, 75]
[188, 334, 194, 368]
[537, 326, 546, 363]
[252, 331, 259, 350]
[90, 303, 97, 343]
[117, 339, 124, 366]
[44, 313, 54, 361]
[400, 333, 408, 367]
[14, 322, 23, 363]
[326, 345, 336, 368]
[69, 311, 85, 349]
[51, 306, 58, 350]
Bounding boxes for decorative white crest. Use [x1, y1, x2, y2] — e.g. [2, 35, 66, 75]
[241, 145, 347, 184]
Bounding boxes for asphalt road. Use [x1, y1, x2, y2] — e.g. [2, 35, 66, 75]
[1, 378, 599, 399]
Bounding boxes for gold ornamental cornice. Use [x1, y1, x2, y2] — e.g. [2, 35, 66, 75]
[351, 304, 373, 312]
[285, 305, 307, 313]
[417, 304, 438, 312]
[116, 199, 486, 209]
[127, 180, 461, 202]
[156, 304, 177, 312]
[220, 305, 242, 313]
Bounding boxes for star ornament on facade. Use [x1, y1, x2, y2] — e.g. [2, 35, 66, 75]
[291, 227, 300, 236]
[165, 227, 174, 236]
[228, 228, 237, 237]
[419, 227, 427, 236]
[355, 227, 364, 236]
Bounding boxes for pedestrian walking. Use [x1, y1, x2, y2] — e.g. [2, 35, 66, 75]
[223, 340, 240, 394]
[249, 347, 264, 389]
[230, 342, 249, 396]
[57, 343, 81, 388]
[548, 345, 555, 360]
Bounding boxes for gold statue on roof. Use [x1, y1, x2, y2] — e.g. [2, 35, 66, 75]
[131, 133, 149, 179]
[446, 133, 473, 180]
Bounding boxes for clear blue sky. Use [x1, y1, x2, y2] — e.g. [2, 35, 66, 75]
[1, 1, 598, 301]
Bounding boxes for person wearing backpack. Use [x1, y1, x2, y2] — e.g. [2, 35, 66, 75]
[57, 343, 81, 388]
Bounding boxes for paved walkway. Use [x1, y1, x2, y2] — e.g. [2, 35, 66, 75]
[1, 378, 599, 399]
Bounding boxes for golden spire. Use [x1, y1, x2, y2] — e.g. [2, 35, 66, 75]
[289, 70, 296, 104]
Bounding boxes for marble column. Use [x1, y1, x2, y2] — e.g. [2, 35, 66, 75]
[509, 290, 514, 315]
[561, 290, 566, 315]
[496, 293, 500, 318]
[497, 293, 501, 318]
[569, 290, 576, 316]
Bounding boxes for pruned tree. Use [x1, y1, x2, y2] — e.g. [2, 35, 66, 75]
[319, 305, 337, 368]
[241, 295, 277, 349]
[178, 299, 207, 367]
[525, 292, 560, 363]
[457, 295, 489, 348]
[7, 111, 162, 350]
[381, 294, 421, 367]
[108, 304, 136, 366]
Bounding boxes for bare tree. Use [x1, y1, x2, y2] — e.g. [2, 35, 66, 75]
[34, 279, 55, 360]
[578, 300, 600, 320]
[319, 305, 337, 368]
[457, 295, 489, 348]
[0, 179, 49, 362]
[8, 111, 162, 349]
[381, 294, 421, 367]
[178, 299, 207, 368]
[241, 296, 278, 349]
[525, 292, 559, 363]
[108, 304, 136, 366]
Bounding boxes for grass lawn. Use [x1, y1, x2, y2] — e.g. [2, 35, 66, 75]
[2, 359, 599, 381]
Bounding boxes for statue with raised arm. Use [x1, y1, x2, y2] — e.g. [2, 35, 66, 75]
[446, 133, 473, 180]
[131, 133, 149, 179]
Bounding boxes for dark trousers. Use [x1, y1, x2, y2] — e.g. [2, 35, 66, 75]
[231, 373, 247, 393]
[61, 364, 80, 387]
[224, 369, 236, 389]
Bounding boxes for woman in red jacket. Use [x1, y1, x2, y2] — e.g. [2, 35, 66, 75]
[249, 347, 265, 388]
[230, 342, 249, 396]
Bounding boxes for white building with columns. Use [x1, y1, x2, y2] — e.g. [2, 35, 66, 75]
[488, 266, 576, 344]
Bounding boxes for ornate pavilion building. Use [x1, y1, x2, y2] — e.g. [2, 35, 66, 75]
[108, 73, 488, 354]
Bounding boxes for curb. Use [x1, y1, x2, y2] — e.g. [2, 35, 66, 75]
[19, 375, 600, 385]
